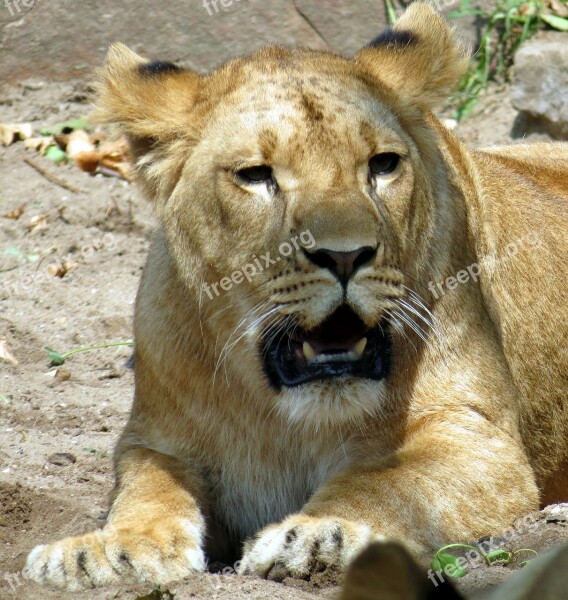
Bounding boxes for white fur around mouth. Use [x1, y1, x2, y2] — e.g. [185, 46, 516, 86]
[302, 337, 367, 363]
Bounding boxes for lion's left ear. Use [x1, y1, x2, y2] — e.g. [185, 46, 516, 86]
[354, 2, 467, 111]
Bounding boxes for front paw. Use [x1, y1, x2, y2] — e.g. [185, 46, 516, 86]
[238, 514, 379, 581]
[24, 517, 205, 591]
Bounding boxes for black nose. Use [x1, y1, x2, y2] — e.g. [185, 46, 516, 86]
[303, 246, 377, 284]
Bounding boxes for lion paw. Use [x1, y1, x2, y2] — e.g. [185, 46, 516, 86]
[24, 518, 205, 591]
[238, 514, 379, 581]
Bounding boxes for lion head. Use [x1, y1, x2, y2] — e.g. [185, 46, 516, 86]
[95, 3, 467, 428]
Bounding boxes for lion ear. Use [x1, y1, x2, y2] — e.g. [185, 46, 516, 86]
[93, 43, 202, 154]
[354, 2, 467, 111]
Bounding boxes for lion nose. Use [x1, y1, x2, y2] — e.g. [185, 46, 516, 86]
[303, 246, 378, 284]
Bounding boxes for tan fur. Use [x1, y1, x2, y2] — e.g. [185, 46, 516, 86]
[25, 3, 568, 590]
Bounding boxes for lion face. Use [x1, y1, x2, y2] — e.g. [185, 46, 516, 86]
[96, 10, 466, 426]
[172, 58, 418, 423]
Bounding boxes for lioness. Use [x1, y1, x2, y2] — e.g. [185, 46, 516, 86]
[25, 2, 568, 591]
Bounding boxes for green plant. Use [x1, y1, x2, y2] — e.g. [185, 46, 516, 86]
[431, 543, 538, 578]
[45, 340, 134, 366]
[449, 0, 568, 119]
[384, 0, 398, 24]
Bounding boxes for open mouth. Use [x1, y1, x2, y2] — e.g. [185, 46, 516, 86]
[261, 305, 392, 388]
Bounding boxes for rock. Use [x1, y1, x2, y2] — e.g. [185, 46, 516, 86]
[543, 503, 568, 523]
[511, 32, 568, 139]
[0, 0, 357, 84]
[292, 0, 390, 56]
[0, 0, 486, 85]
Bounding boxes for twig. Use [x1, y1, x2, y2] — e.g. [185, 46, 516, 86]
[292, 0, 330, 48]
[23, 156, 85, 194]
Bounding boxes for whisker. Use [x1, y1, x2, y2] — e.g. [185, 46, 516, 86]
[385, 311, 419, 354]
[215, 305, 281, 376]
[212, 301, 276, 388]
[397, 298, 435, 334]
[391, 306, 430, 345]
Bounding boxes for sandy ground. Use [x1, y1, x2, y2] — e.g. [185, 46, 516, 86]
[0, 80, 567, 600]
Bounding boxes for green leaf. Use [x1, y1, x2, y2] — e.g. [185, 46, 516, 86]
[486, 549, 512, 564]
[45, 145, 68, 165]
[514, 548, 538, 566]
[40, 117, 91, 136]
[431, 553, 466, 578]
[45, 347, 66, 366]
[540, 14, 568, 31]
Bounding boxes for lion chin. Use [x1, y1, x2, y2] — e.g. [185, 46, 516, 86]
[24, 1, 568, 592]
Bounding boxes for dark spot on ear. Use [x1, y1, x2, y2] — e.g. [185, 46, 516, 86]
[368, 28, 417, 48]
[300, 92, 324, 122]
[139, 60, 181, 76]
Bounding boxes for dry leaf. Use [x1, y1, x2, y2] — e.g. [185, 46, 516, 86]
[53, 133, 70, 150]
[99, 157, 134, 181]
[98, 137, 134, 181]
[74, 150, 102, 174]
[3, 206, 25, 220]
[0, 339, 18, 365]
[70, 134, 133, 180]
[47, 261, 78, 278]
[548, 0, 568, 17]
[27, 214, 47, 233]
[0, 122, 33, 146]
[24, 136, 55, 154]
[67, 129, 95, 158]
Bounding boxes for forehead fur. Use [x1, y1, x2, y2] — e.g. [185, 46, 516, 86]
[186, 46, 397, 137]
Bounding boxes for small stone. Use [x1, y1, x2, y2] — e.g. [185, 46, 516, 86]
[47, 452, 77, 466]
[543, 503, 568, 523]
[53, 368, 71, 384]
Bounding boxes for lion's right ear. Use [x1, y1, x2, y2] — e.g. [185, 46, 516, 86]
[93, 43, 202, 156]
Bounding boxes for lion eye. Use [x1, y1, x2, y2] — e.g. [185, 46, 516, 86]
[369, 153, 400, 176]
[235, 166, 274, 184]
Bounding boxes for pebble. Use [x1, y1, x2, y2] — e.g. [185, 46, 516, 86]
[47, 452, 77, 466]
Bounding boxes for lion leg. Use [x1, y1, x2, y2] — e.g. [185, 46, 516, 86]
[240, 413, 539, 579]
[24, 447, 207, 591]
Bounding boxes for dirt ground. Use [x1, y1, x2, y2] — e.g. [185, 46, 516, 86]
[0, 79, 567, 600]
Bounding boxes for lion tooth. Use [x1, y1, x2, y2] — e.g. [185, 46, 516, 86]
[303, 341, 316, 360]
[353, 337, 367, 357]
